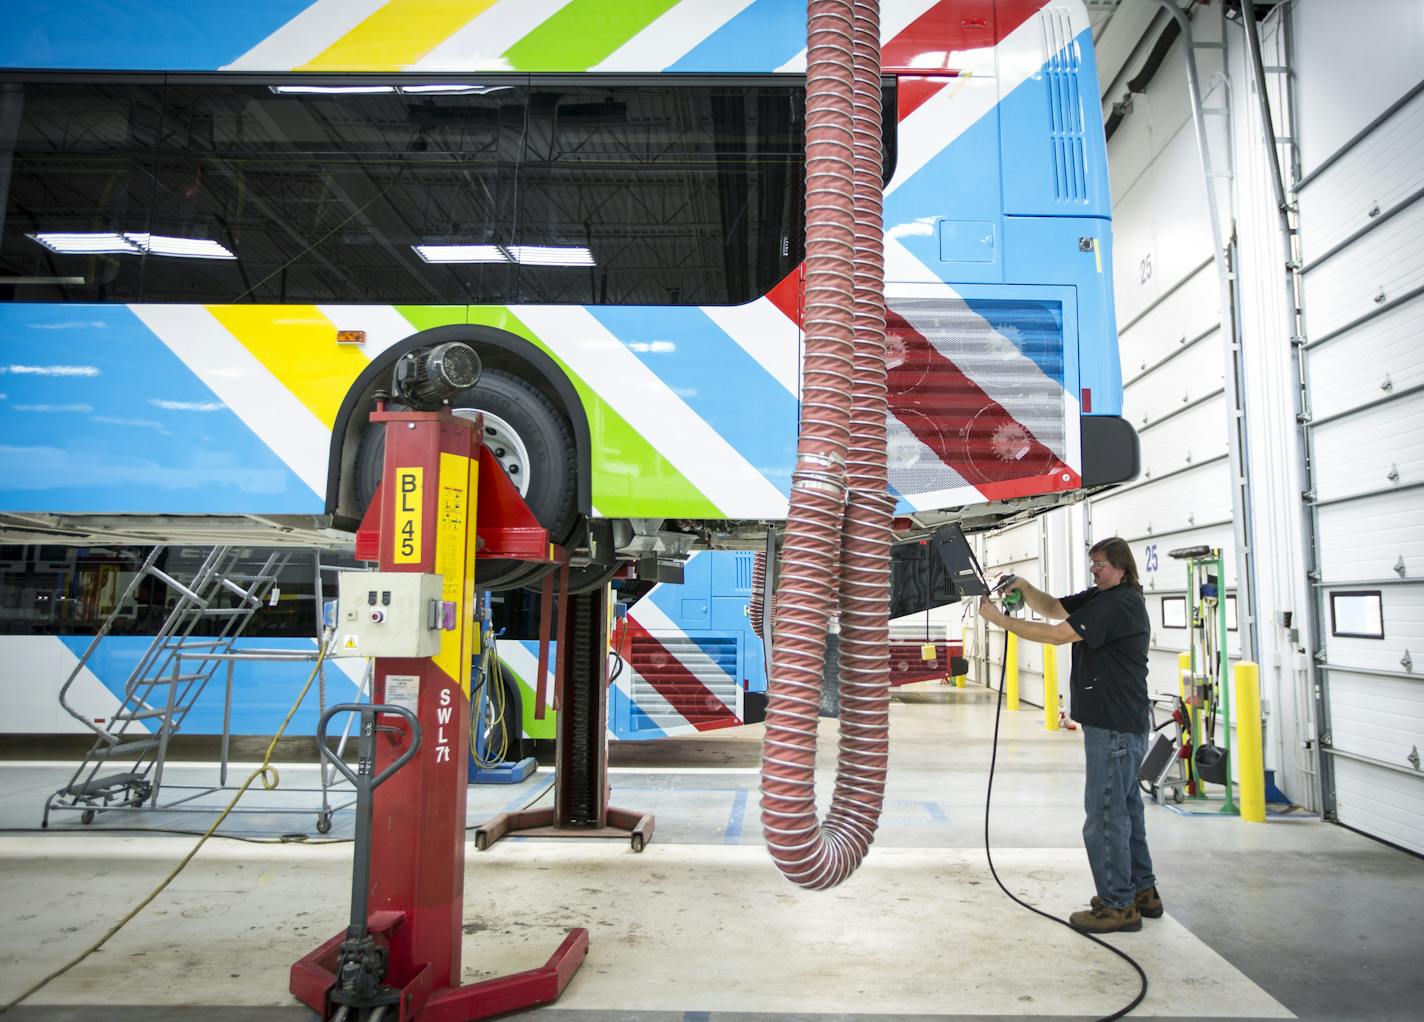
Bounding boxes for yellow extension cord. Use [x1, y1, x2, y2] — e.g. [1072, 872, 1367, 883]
[1, 644, 332, 1015]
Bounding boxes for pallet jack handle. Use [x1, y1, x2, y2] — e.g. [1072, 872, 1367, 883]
[318, 703, 421, 792]
[316, 703, 422, 1019]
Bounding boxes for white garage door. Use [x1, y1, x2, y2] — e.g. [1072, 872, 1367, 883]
[1293, 1, 1424, 853]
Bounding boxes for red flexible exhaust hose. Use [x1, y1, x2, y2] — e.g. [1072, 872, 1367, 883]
[761, 0, 890, 890]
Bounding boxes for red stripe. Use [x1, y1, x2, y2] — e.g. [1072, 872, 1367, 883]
[887, 310, 1078, 492]
[624, 618, 739, 732]
[764, 265, 802, 327]
[897, 75, 952, 121]
[882, 0, 1047, 73]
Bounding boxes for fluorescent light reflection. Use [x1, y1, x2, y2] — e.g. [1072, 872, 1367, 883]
[125, 234, 236, 260]
[271, 85, 396, 95]
[28, 233, 137, 255]
[507, 246, 595, 266]
[411, 244, 595, 267]
[412, 244, 508, 264]
[270, 84, 509, 96]
[27, 232, 235, 260]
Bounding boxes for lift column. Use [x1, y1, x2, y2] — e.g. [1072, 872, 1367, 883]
[292, 401, 587, 1021]
[365, 407, 479, 997]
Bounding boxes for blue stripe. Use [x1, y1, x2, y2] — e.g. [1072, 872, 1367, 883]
[608, 681, 667, 741]
[58, 636, 350, 735]
[961, 298, 1066, 384]
[923, 800, 950, 823]
[1, 2, 312, 70]
[668, 1, 806, 72]
[723, 789, 748, 844]
[587, 306, 796, 498]
[0, 305, 320, 513]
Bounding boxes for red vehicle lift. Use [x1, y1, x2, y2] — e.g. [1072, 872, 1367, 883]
[290, 398, 594, 1021]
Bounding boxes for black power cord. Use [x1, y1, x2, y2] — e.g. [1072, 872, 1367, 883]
[983, 648, 1148, 1021]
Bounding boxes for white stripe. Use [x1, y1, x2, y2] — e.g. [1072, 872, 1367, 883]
[129, 306, 327, 499]
[619, 668, 686, 733]
[900, 482, 987, 513]
[222, 0, 387, 70]
[314, 305, 418, 362]
[775, 0, 941, 73]
[413, 0, 576, 71]
[629, 600, 737, 710]
[511, 306, 788, 518]
[886, 73, 999, 199]
[886, 10, 1077, 199]
[500, 642, 555, 709]
[1062, 390, 1082, 475]
[886, 412, 973, 500]
[592, 0, 755, 71]
[700, 298, 800, 398]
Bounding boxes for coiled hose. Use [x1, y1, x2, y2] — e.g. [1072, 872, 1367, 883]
[760, 0, 892, 890]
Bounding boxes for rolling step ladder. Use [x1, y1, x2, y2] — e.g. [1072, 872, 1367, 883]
[43, 546, 298, 827]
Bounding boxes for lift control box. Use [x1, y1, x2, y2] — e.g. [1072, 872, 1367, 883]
[334, 572, 446, 658]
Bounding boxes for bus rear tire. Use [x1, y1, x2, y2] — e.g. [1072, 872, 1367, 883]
[356, 369, 579, 591]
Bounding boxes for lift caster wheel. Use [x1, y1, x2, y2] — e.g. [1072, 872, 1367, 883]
[81, 810, 95, 825]
[1172, 788, 1186, 804]
[316, 813, 333, 834]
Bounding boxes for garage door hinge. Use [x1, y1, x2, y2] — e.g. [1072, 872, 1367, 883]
[1409, 746, 1421, 770]
[1401, 649, 1413, 673]
[1301, 490, 1316, 502]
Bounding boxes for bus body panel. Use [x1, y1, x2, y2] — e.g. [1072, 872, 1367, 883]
[0, 0, 1128, 520]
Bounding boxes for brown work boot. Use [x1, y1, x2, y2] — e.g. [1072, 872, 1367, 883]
[1092, 886, 1163, 918]
[1070, 902, 1142, 933]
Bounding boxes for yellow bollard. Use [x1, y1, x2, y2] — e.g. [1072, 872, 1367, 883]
[1177, 650, 1190, 701]
[955, 673, 966, 688]
[1043, 643, 1059, 730]
[1005, 631, 1019, 711]
[1236, 662, 1266, 822]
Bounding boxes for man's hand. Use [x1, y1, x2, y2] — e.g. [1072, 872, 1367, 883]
[997, 576, 1029, 598]
[978, 595, 1007, 627]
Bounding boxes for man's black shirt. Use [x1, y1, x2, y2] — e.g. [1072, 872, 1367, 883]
[1059, 585, 1151, 733]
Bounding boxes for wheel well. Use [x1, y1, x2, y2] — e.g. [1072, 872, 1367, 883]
[326, 324, 592, 526]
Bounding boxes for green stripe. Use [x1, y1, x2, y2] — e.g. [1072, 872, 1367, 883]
[394, 305, 467, 333]
[501, 0, 681, 71]
[464, 306, 723, 518]
[500, 660, 556, 741]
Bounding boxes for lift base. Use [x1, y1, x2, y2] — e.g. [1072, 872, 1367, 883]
[473, 805, 654, 853]
[292, 915, 588, 1021]
[468, 756, 538, 785]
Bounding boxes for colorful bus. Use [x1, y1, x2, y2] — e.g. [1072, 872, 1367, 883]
[0, 1, 1136, 749]
[0, 0, 1135, 586]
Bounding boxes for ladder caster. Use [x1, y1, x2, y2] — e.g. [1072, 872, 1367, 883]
[81, 810, 95, 825]
[316, 812, 333, 834]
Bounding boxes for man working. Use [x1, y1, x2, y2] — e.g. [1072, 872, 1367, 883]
[977, 537, 1161, 933]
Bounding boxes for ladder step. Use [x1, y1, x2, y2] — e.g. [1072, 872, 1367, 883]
[94, 738, 163, 759]
[63, 771, 146, 798]
[114, 707, 169, 721]
[134, 672, 208, 686]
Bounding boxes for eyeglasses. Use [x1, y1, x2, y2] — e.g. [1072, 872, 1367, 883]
[1089, 560, 1110, 569]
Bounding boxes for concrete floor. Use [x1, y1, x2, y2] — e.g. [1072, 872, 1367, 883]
[2, 681, 1421, 1021]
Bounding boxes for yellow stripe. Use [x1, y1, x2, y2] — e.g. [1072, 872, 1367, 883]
[299, 0, 500, 71]
[206, 305, 368, 428]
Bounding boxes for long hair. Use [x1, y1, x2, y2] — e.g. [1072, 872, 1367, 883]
[1090, 537, 1141, 590]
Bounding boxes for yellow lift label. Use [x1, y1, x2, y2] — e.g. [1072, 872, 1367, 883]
[394, 467, 422, 563]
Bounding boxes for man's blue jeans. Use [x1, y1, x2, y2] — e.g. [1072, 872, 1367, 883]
[1082, 725, 1156, 909]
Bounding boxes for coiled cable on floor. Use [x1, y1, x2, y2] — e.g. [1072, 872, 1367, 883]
[983, 644, 1148, 1020]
